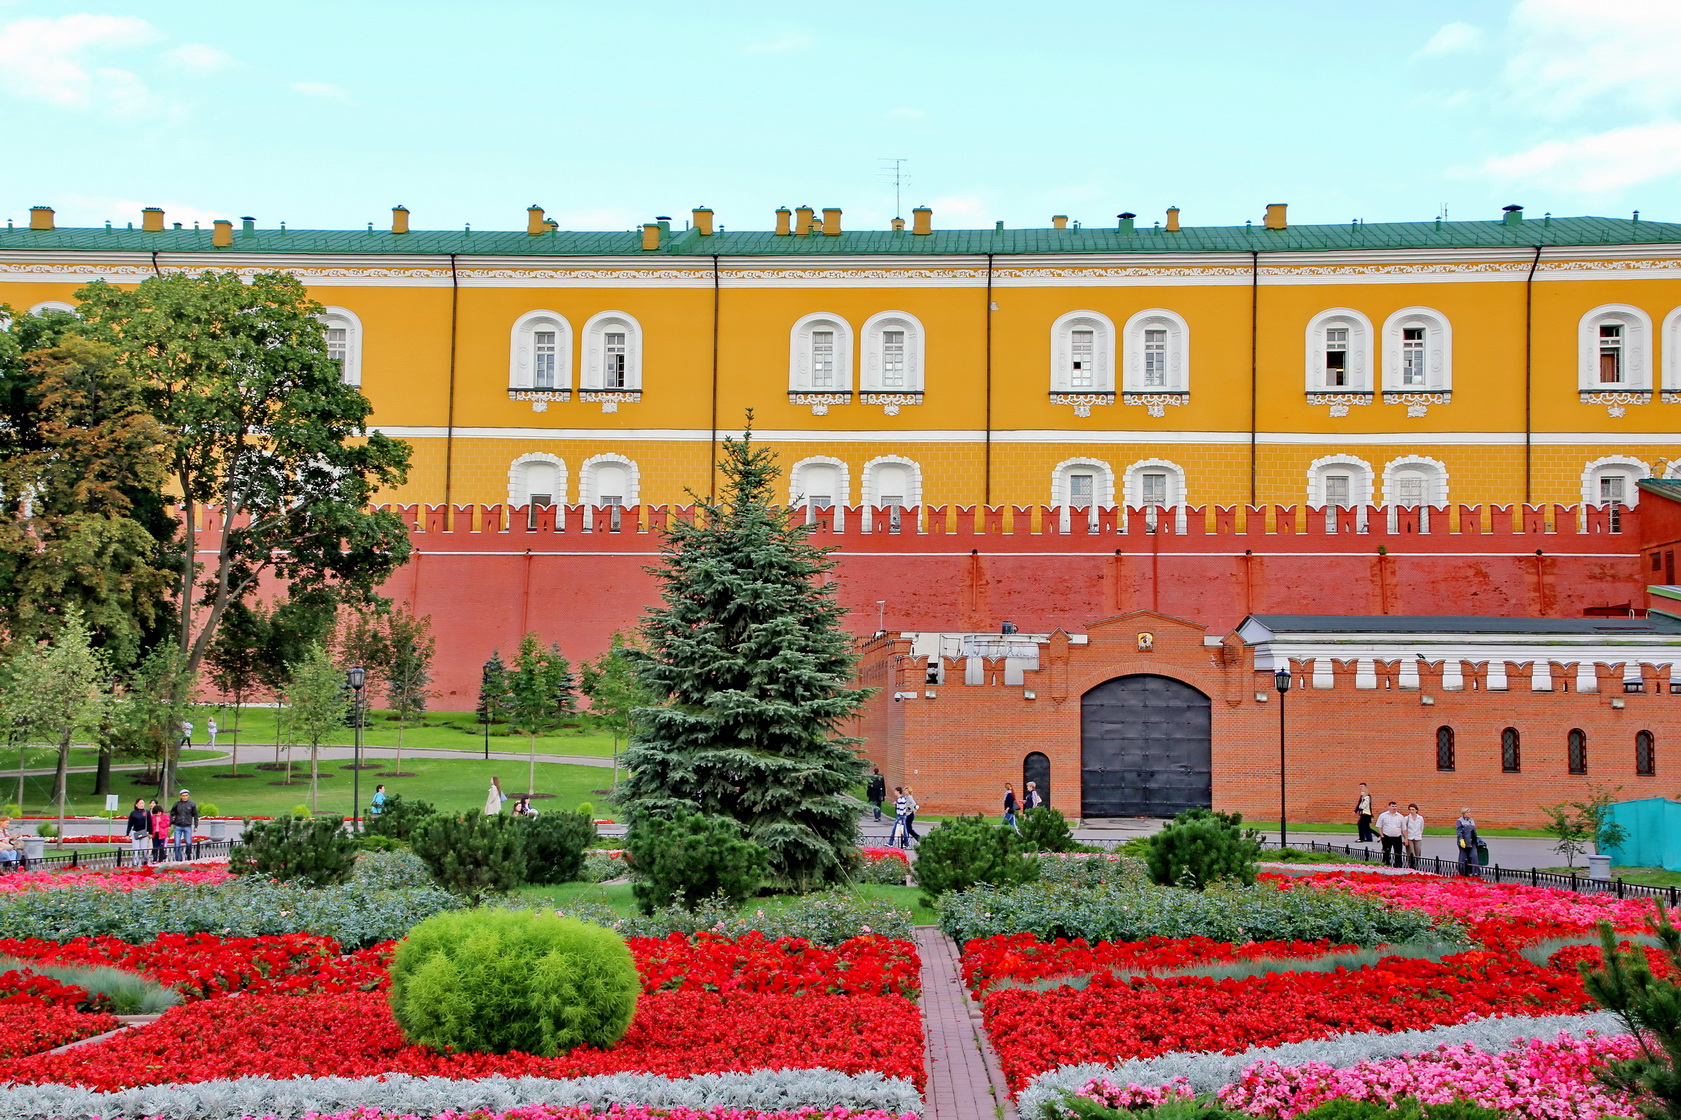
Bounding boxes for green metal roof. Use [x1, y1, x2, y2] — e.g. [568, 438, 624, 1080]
[1639, 479, 1681, 504]
[5, 215, 1681, 258]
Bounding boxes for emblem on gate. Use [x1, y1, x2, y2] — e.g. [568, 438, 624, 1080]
[1136, 632, 1154, 652]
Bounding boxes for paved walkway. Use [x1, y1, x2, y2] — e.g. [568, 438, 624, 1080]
[916, 926, 1015, 1120]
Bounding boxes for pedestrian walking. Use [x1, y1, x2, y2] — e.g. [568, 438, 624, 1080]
[901, 786, 921, 847]
[1404, 803, 1425, 868]
[125, 799, 151, 867]
[169, 790, 199, 861]
[148, 799, 168, 863]
[206, 717, 218, 749]
[866, 767, 887, 823]
[1455, 807, 1480, 876]
[180, 720, 194, 750]
[1002, 784, 1021, 832]
[370, 784, 387, 820]
[1354, 783, 1374, 843]
[1024, 781, 1044, 809]
[1375, 800, 1407, 867]
[485, 777, 508, 816]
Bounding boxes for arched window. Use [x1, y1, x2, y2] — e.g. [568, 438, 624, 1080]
[1579, 304, 1652, 391]
[861, 456, 921, 531]
[1382, 456, 1448, 507]
[1435, 726, 1455, 771]
[1123, 459, 1186, 508]
[579, 454, 639, 507]
[1052, 458, 1115, 510]
[1381, 307, 1451, 392]
[789, 456, 850, 511]
[1307, 456, 1375, 509]
[1567, 728, 1588, 775]
[509, 310, 572, 391]
[790, 312, 854, 393]
[1305, 308, 1375, 392]
[1636, 730, 1656, 775]
[1582, 457, 1648, 510]
[1023, 752, 1051, 809]
[1663, 307, 1681, 391]
[508, 454, 567, 528]
[582, 312, 642, 391]
[1501, 727, 1521, 773]
[28, 300, 76, 317]
[860, 311, 924, 393]
[1050, 310, 1116, 393]
[318, 306, 363, 387]
[1122, 309, 1189, 392]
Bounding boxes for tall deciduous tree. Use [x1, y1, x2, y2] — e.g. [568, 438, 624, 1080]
[384, 608, 435, 777]
[503, 633, 574, 797]
[70, 271, 412, 679]
[580, 631, 657, 789]
[618, 421, 871, 893]
[206, 600, 267, 775]
[102, 644, 194, 799]
[285, 643, 349, 813]
[11, 610, 108, 829]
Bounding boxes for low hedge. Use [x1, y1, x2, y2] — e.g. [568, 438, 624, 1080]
[529, 888, 915, 945]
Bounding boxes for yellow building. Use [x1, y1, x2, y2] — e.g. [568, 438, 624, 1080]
[5, 200, 1681, 515]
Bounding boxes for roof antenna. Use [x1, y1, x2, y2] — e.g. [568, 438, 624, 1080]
[880, 157, 909, 224]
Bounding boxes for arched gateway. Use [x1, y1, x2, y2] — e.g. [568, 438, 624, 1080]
[1079, 674, 1212, 818]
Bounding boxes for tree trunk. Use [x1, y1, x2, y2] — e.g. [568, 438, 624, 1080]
[93, 744, 112, 797]
[55, 731, 71, 837]
[528, 733, 537, 796]
[229, 698, 240, 776]
[394, 717, 404, 774]
[310, 743, 319, 811]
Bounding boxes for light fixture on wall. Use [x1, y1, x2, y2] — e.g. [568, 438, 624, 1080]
[1421, 695, 1435, 706]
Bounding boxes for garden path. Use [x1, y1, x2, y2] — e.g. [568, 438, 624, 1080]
[916, 925, 1015, 1120]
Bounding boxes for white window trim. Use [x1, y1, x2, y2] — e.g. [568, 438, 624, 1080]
[1050, 309, 1116, 393]
[507, 452, 568, 506]
[1121, 309, 1189, 393]
[1122, 459, 1187, 507]
[789, 312, 855, 393]
[317, 306, 364, 387]
[1579, 304, 1651, 391]
[1581, 456, 1649, 507]
[578, 453, 640, 507]
[1381, 455, 1449, 507]
[581, 311, 642, 391]
[1660, 306, 1681, 391]
[859, 310, 924, 393]
[1051, 458, 1116, 508]
[1306, 455, 1376, 507]
[28, 300, 76, 317]
[509, 309, 573, 391]
[1304, 307, 1375, 392]
[860, 455, 922, 529]
[1380, 307, 1451, 392]
[789, 455, 852, 508]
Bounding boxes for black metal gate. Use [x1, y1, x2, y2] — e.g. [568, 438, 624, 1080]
[1080, 674, 1212, 818]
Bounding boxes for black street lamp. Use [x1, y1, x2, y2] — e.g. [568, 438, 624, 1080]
[1274, 666, 1292, 849]
[481, 660, 496, 761]
[347, 665, 366, 833]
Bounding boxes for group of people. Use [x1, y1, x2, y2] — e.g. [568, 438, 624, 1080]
[1000, 782, 1044, 831]
[865, 769, 923, 849]
[178, 718, 218, 749]
[1356, 783, 1485, 874]
[123, 790, 201, 865]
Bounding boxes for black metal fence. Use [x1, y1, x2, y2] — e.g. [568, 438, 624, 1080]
[2, 838, 243, 874]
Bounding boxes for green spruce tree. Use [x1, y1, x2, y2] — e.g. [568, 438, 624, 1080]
[619, 419, 871, 892]
[504, 633, 574, 797]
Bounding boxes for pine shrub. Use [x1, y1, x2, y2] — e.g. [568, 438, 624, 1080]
[1018, 806, 1079, 852]
[411, 810, 527, 903]
[514, 810, 597, 885]
[365, 793, 439, 842]
[230, 814, 357, 887]
[389, 909, 638, 1055]
[624, 810, 768, 914]
[1582, 903, 1681, 1120]
[1145, 808, 1261, 890]
[913, 814, 1040, 900]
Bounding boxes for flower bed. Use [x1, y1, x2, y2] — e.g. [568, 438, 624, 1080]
[1, 1003, 119, 1059]
[0, 969, 97, 1011]
[0, 863, 232, 894]
[631, 932, 919, 998]
[960, 933, 1354, 995]
[857, 848, 909, 885]
[0, 932, 343, 998]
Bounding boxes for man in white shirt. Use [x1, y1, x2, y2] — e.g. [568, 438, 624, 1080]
[1403, 803, 1426, 869]
[1375, 800, 1408, 868]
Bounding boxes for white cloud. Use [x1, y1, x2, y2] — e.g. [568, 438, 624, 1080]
[161, 42, 235, 73]
[290, 80, 351, 103]
[1503, 0, 1681, 116]
[742, 30, 811, 55]
[1474, 122, 1681, 193]
[1415, 22, 1483, 58]
[887, 106, 926, 120]
[0, 14, 158, 110]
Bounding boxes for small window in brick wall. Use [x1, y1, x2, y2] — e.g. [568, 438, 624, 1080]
[1501, 727, 1521, 773]
[1568, 728, 1588, 775]
[1636, 730, 1656, 776]
[1435, 726, 1455, 771]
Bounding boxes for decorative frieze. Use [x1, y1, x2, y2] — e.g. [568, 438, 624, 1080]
[581, 390, 641, 414]
[1580, 390, 1652, 417]
[1383, 391, 1453, 417]
[1049, 392, 1115, 418]
[1306, 392, 1373, 418]
[508, 389, 571, 413]
[789, 392, 853, 416]
[1121, 392, 1188, 418]
[860, 391, 923, 417]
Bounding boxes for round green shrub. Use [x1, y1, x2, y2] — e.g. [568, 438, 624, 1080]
[1017, 806, 1078, 852]
[913, 813, 1040, 900]
[624, 810, 767, 915]
[197, 801, 221, 818]
[389, 909, 638, 1055]
[35, 822, 58, 839]
[1144, 808, 1262, 890]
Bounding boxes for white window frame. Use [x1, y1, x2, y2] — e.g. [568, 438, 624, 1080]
[1122, 309, 1189, 392]
[509, 310, 573, 391]
[578, 453, 640, 508]
[1662, 306, 1681, 391]
[581, 311, 642, 391]
[1381, 455, 1449, 507]
[790, 312, 855, 393]
[789, 456, 852, 511]
[1304, 308, 1374, 392]
[1581, 456, 1648, 508]
[1306, 455, 1375, 508]
[1579, 304, 1651, 391]
[860, 455, 922, 530]
[1051, 458, 1115, 530]
[1050, 310, 1116, 393]
[28, 300, 76, 317]
[507, 452, 568, 507]
[1380, 307, 1451, 392]
[860, 311, 925, 393]
[317, 306, 363, 387]
[1122, 459, 1186, 508]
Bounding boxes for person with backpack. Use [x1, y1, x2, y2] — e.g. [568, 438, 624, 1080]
[866, 767, 887, 823]
[1024, 782, 1044, 810]
[1002, 784, 1021, 832]
[1455, 807, 1481, 876]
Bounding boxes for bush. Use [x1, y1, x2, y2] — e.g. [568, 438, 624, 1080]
[1018, 806, 1080, 853]
[232, 815, 358, 887]
[197, 802, 221, 818]
[1, 805, 18, 820]
[856, 847, 911, 885]
[290, 804, 311, 818]
[364, 793, 439, 843]
[1035, 852, 1146, 889]
[411, 811, 527, 904]
[913, 814, 1040, 900]
[513, 810, 597, 885]
[575, 801, 594, 818]
[1145, 809, 1261, 890]
[579, 850, 624, 883]
[34, 822, 58, 839]
[535, 887, 915, 944]
[356, 833, 407, 853]
[624, 811, 767, 915]
[1293, 1100, 1505, 1120]
[348, 850, 436, 891]
[389, 909, 638, 1056]
[1582, 904, 1681, 1120]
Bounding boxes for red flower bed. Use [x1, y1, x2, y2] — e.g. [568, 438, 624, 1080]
[981, 949, 1593, 1091]
[0, 1004, 119, 1059]
[8, 990, 925, 1090]
[630, 932, 919, 998]
[0, 969, 97, 1011]
[1548, 940, 1677, 978]
[960, 933, 1354, 995]
[0, 932, 341, 998]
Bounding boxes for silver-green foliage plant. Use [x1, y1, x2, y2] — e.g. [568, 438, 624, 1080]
[531, 888, 914, 945]
[390, 910, 639, 1056]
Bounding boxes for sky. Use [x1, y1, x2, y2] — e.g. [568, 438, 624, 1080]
[0, 0, 1674, 235]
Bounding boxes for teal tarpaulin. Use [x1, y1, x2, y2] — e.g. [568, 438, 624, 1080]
[1602, 798, 1681, 871]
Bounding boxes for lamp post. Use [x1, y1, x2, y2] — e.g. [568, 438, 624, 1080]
[1274, 666, 1292, 849]
[481, 660, 496, 761]
[347, 666, 366, 833]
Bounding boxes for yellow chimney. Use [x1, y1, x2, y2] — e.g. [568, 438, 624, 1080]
[775, 207, 791, 236]
[794, 206, 814, 236]
[891, 217, 905, 231]
[641, 223, 661, 251]
[391, 206, 410, 234]
[544, 220, 558, 232]
[1166, 207, 1181, 232]
[1265, 203, 1288, 230]
[29, 207, 54, 231]
[694, 207, 714, 236]
[1052, 214, 1068, 230]
[212, 219, 233, 247]
[912, 206, 932, 235]
[527, 206, 546, 236]
[141, 207, 165, 232]
[822, 207, 841, 236]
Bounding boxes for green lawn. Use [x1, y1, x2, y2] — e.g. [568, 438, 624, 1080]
[0, 747, 218, 773]
[514, 881, 938, 925]
[189, 705, 624, 760]
[1539, 865, 1681, 887]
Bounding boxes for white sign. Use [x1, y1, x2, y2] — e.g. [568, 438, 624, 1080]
[105, 795, 119, 812]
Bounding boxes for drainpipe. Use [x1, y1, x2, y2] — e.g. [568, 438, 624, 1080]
[1249, 249, 1259, 505]
[710, 254, 720, 501]
[442, 253, 460, 518]
[1524, 245, 1543, 505]
[984, 252, 995, 507]
[149, 250, 162, 278]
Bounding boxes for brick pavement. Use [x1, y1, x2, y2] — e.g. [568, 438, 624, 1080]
[916, 926, 1015, 1120]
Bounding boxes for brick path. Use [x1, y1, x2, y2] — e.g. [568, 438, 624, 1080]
[916, 926, 1015, 1120]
